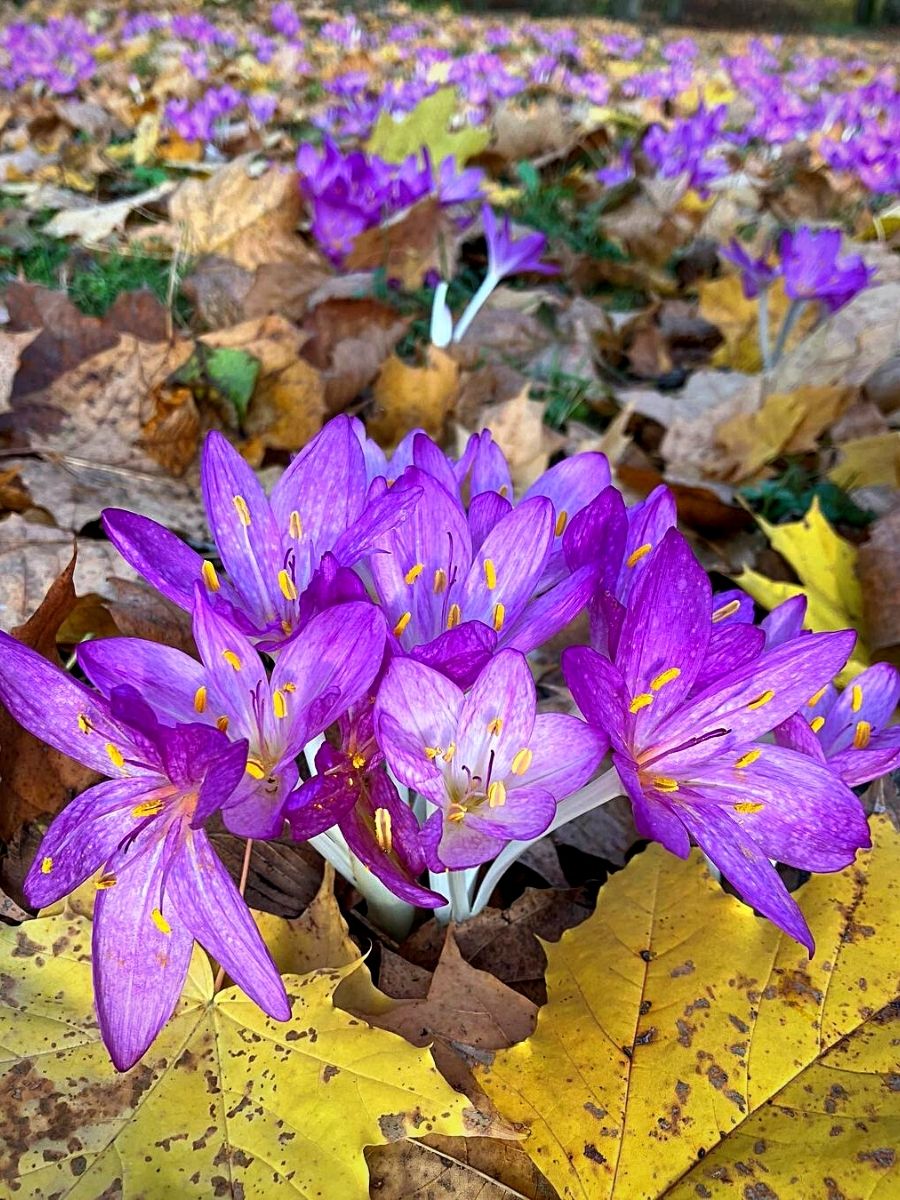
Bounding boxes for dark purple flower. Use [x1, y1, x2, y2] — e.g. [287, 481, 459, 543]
[483, 205, 557, 279]
[780, 227, 875, 312]
[721, 240, 780, 299]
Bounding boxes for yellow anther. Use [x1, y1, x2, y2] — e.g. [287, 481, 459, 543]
[484, 559, 497, 590]
[405, 563, 424, 585]
[433, 568, 448, 594]
[281, 620, 293, 636]
[232, 495, 251, 526]
[853, 720, 872, 750]
[40, 856, 53, 875]
[393, 611, 412, 638]
[273, 689, 287, 720]
[492, 603, 505, 632]
[448, 803, 466, 823]
[488, 780, 507, 808]
[810, 716, 826, 734]
[202, 560, 220, 592]
[626, 543, 652, 568]
[442, 743, 456, 763]
[554, 509, 568, 537]
[193, 686, 207, 714]
[851, 685, 863, 713]
[289, 510, 303, 539]
[447, 603, 462, 629]
[282, 682, 296, 693]
[499, 485, 509, 498]
[351, 752, 366, 769]
[487, 717, 503, 737]
[222, 650, 242, 671]
[734, 749, 762, 769]
[652, 776, 679, 792]
[629, 693, 654, 713]
[511, 748, 533, 775]
[747, 689, 775, 710]
[245, 759, 266, 780]
[807, 685, 828, 707]
[374, 807, 393, 854]
[650, 667, 681, 691]
[712, 598, 741, 622]
[132, 798, 165, 818]
[77, 712, 93, 735]
[95, 874, 117, 890]
[151, 907, 171, 935]
[734, 801, 764, 814]
[424, 746, 442, 761]
[216, 715, 230, 733]
[278, 569, 298, 601]
[105, 743, 125, 769]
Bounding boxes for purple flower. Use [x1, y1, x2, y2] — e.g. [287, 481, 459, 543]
[721, 239, 780, 299]
[780, 227, 875, 312]
[375, 650, 604, 869]
[483, 205, 556, 279]
[0, 632, 289, 1071]
[776, 662, 900, 788]
[563, 530, 869, 953]
[78, 596, 386, 838]
[270, 2, 300, 38]
[102, 418, 418, 650]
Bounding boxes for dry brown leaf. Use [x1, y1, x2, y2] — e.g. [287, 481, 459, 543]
[100, 577, 194, 655]
[857, 504, 900, 662]
[699, 275, 814, 373]
[366, 1136, 559, 1200]
[493, 99, 570, 163]
[347, 197, 460, 289]
[474, 386, 566, 493]
[370, 346, 460, 449]
[41, 181, 175, 242]
[209, 833, 323, 919]
[659, 371, 763, 479]
[0, 330, 40, 411]
[303, 298, 410, 414]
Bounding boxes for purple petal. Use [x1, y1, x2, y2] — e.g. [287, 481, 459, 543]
[192, 587, 269, 746]
[411, 430, 457, 494]
[101, 509, 204, 613]
[463, 784, 556, 843]
[455, 649, 535, 780]
[375, 658, 463, 794]
[691, 624, 765, 695]
[711, 588, 756, 626]
[614, 751, 691, 857]
[220, 759, 297, 838]
[773, 713, 827, 761]
[563, 646, 629, 753]
[432, 814, 507, 870]
[468, 490, 512, 552]
[461, 497, 554, 630]
[818, 663, 900, 756]
[760, 595, 807, 647]
[332, 477, 423, 567]
[563, 486, 628, 587]
[187, 732, 249, 825]
[500, 566, 596, 655]
[521, 712, 606, 800]
[829, 728, 900, 787]
[410, 621, 497, 688]
[617, 485, 677, 602]
[78, 638, 200, 726]
[285, 769, 356, 841]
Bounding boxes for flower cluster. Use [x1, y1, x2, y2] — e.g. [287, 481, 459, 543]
[164, 86, 279, 144]
[2, 407, 894, 1072]
[0, 17, 98, 94]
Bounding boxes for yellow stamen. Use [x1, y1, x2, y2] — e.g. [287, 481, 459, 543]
[499, 485, 509, 498]
[273, 689, 287, 719]
[810, 716, 826, 734]
[853, 720, 872, 749]
[282, 682, 296, 693]
[193, 686, 207, 714]
[734, 802, 764, 814]
[393, 611, 412, 638]
[807, 685, 828, 707]
[448, 804, 466, 823]
[442, 743, 456, 763]
[626, 543, 652, 568]
[484, 559, 497, 590]
[629, 693, 654, 713]
[447, 603, 462, 629]
[851, 685, 863, 713]
[712, 598, 741, 623]
[351, 752, 366, 769]
[216, 715, 229, 733]
[747, 689, 775, 710]
[281, 620, 293, 636]
[650, 667, 681, 691]
[151, 907, 171, 935]
[245, 759, 266, 780]
[132, 798, 165, 818]
[487, 717, 503, 737]
[374, 808, 393, 854]
[222, 650, 242, 671]
[40, 856, 53, 875]
[278, 569, 298, 601]
[424, 746, 442, 761]
[289, 510, 303, 539]
[105, 743, 125, 769]
[492, 603, 505, 632]
[404, 563, 424, 585]
[232, 495, 251, 526]
[488, 780, 507, 808]
[511, 748, 533, 775]
[202, 560, 220, 592]
[95, 874, 117, 890]
[652, 776, 679, 792]
[734, 749, 762, 769]
[554, 510, 568, 537]
[433, 568, 448, 594]
[77, 712, 93, 735]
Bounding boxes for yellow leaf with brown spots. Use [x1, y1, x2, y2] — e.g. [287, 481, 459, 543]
[477, 815, 900, 1200]
[0, 906, 474, 1199]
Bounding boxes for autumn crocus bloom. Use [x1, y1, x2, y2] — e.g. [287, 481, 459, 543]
[721, 239, 780, 299]
[0, 632, 289, 1071]
[375, 650, 604, 869]
[779, 227, 874, 312]
[562, 530, 869, 953]
[79, 595, 386, 838]
[102, 417, 418, 651]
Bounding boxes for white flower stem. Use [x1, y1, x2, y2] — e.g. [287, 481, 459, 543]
[770, 298, 807, 366]
[757, 286, 773, 371]
[451, 271, 498, 344]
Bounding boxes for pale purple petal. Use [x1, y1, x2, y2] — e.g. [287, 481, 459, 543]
[563, 646, 629, 753]
[192, 588, 269, 746]
[691, 624, 765, 695]
[829, 729, 900, 787]
[818, 663, 900, 756]
[455, 649, 535, 779]
[78, 638, 201, 726]
[613, 752, 691, 857]
[461, 497, 554, 629]
[760, 595, 807, 647]
[468, 490, 511, 551]
[410, 621, 496, 688]
[500, 566, 596, 655]
[375, 657, 463, 792]
[518, 713, 606, 799]
[101, 509, 204, 613]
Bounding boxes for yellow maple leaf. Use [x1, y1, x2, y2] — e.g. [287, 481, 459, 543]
[734, 496, 869, 679]
[366, 88, 489, 168]
[0, 903, 474, 1199]
[370, 347, 459, 450]
[478, 815, 900, 1200]
[699, 275, 815, 373]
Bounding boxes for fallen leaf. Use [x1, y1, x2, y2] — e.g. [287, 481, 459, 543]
[698, 275, 814, 373]
[99, 577, 195, 656]
[209, 833, 324, 918]
[367, 1136, 559, 1200]
[473, 386, 566, 494]
[41, 181, 175, 242]
[367, 88, 490, 168]
[657, 370, 762, 479]
[857, 504, 900, 662]
[347, 197, 459, 290]
[303, 297, 410, 415]
[370, 347, 459, 450]
[0, 330, 40, 411]
[828, 432, 900, 490]
[478, 816, 900, 1200]
[493, 99, 570, 163]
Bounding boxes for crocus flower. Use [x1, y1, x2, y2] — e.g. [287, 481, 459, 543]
[776, 662, 900, 787]
[483, 204, 557, 279]
[562, 530, 869, 953]
[0, 632, 289, 1071]
[780, 227, 874, 312]
[375, 650, 604, 869]
[78, 595, 387, 838]
[102, 418, 418, 651]
[721, 239, 780, 299]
